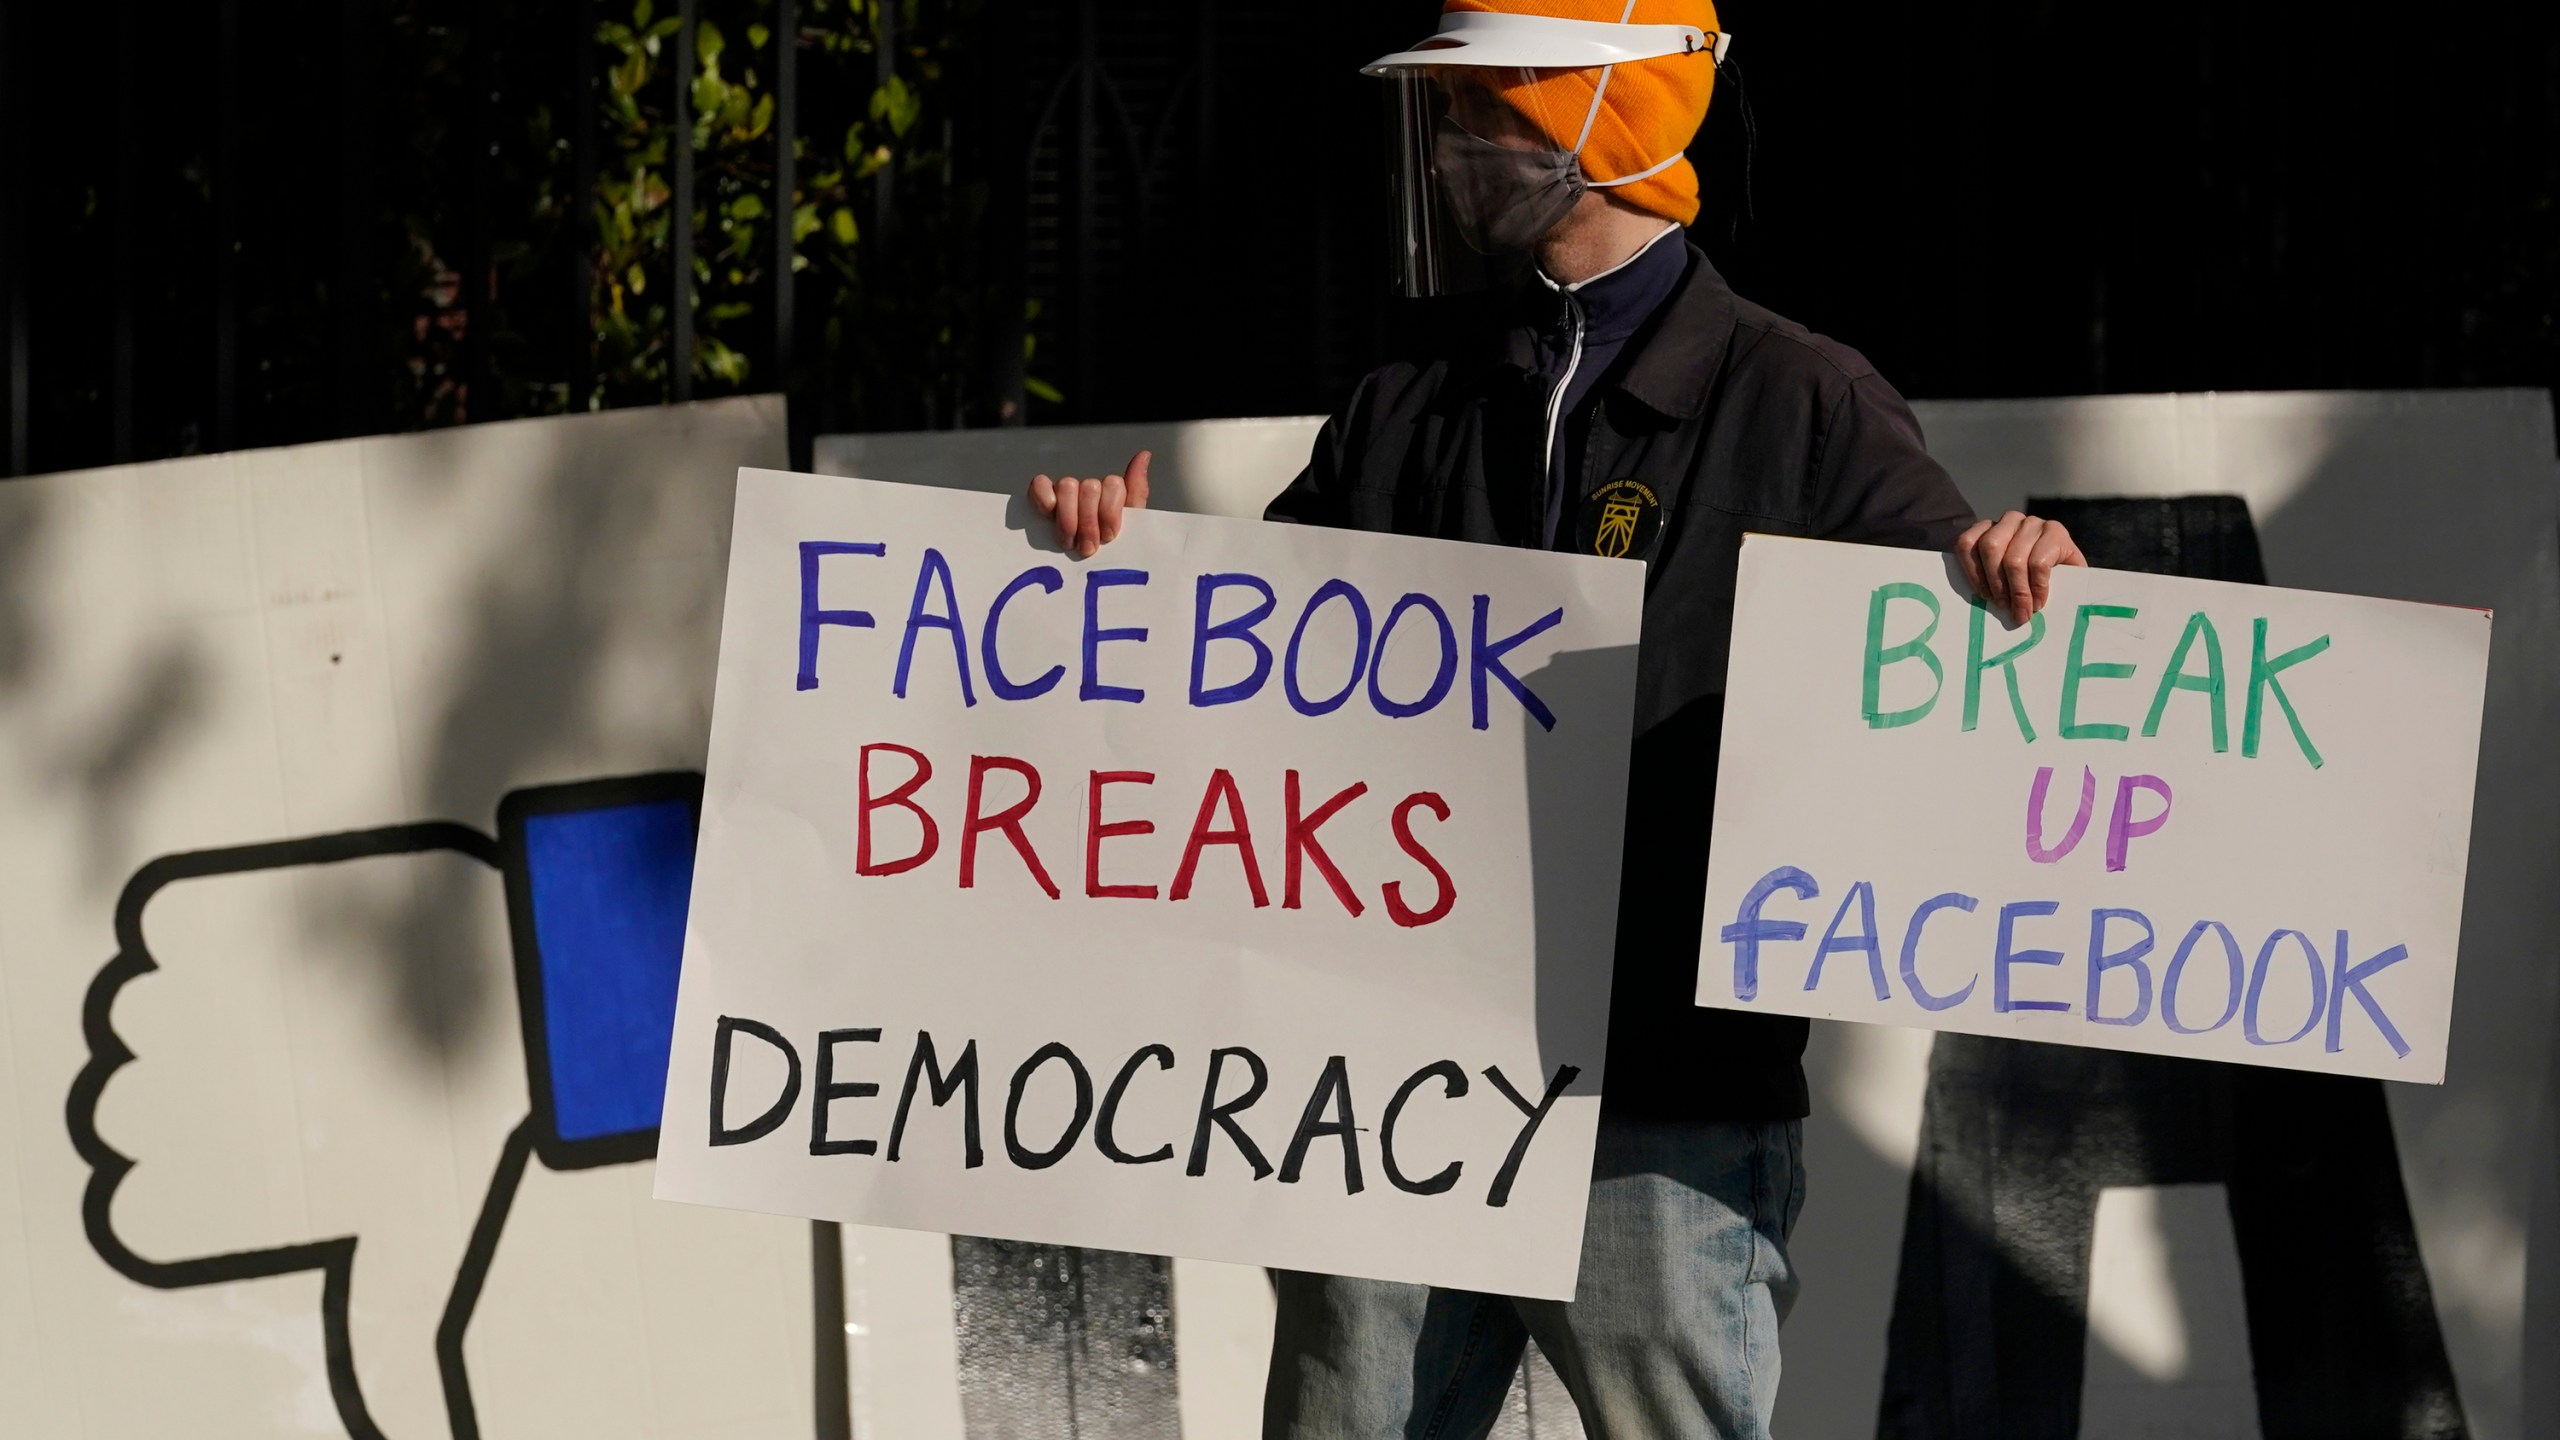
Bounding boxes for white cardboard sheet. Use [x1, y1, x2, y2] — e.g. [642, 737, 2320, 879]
[655, 470, 1645, 1299]
[1700, 535, 2490, 1083]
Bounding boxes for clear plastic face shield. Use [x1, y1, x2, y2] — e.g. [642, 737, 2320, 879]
[1367, 11, 1729, 298]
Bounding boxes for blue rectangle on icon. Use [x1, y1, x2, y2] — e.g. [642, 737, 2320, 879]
[521, 798, 696, 1143]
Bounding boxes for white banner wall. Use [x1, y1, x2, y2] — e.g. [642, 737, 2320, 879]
[0, 391, 2549, 1440]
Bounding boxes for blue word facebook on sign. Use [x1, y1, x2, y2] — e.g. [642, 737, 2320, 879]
[502, 775, 704, 1161]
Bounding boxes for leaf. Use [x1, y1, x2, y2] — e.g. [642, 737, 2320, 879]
[634, 0, 653, 28]
[696, 17, 725, 65]
[1024, 377, 1063, 404]
[830, 207, 859, 245]
[747, 22, 770, 49]
[729, 193, 767, 220]
[696, 336, 751, 387]
[792, 202, 822, 242]
[626, 263, 647, 295]
[868, 73, 920, 137]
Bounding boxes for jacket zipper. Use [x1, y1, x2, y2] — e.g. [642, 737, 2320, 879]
[1540, 290, 1587, 543]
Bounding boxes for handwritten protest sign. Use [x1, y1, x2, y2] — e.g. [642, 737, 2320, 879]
[653, 470, 1645, 1298]
[1700, 536, 2490, 1083]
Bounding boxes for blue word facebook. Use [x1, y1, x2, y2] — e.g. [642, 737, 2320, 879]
[1717, 867, 2414, 1059]
[795, 540, 1564, 730]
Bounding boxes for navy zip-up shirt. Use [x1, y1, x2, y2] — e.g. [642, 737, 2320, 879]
[1530, 224, 1692, 549]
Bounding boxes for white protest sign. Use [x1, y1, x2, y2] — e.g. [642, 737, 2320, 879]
[1700, 535, 2489, 1083]
[654, 469, 1645, 1299]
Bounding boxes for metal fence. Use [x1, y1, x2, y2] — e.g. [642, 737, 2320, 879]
[0, 0, 1429, 479]
[2, 0, 2550, 480]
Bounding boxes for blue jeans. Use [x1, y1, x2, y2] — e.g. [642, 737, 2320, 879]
[1263, 1118, 1805, 1440]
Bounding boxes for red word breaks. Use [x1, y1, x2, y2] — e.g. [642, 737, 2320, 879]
[855, 742, 1458, 927]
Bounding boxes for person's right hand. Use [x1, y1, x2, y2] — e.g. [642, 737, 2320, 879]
[1029, 450, 1151, 560]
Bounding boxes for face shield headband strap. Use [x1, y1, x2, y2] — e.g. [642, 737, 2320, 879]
[1564, 2, 1705, 194]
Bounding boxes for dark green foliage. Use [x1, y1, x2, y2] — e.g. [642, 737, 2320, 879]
[3, 0, 1013, 466]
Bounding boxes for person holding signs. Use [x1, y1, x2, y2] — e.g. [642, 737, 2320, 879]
[1030, 3, 2084, 1435]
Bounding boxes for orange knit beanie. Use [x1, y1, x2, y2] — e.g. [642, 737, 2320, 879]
[1441, 0, 1722, 225]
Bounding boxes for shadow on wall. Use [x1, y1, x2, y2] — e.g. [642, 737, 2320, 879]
[66, 635, 209, 885]
[0, 486, 41, 696]
[1817, 392, 2560, 1440]
[46, 401, 831, 1440]
[0, 473, 215, 896]
[7, 412, 721, 1073]
[1877, 497, 2467, 1440]
[321, 415, 731, 1067]
[1884, 1040, 2465, 1440]
[2234, 400, 2560, 1440]
[2246, 402, 2560, 1440]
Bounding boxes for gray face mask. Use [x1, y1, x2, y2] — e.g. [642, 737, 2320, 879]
[1432, 115, 1586, 256]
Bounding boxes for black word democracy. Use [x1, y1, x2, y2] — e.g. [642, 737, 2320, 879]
[705, 1018, 1581, 1207]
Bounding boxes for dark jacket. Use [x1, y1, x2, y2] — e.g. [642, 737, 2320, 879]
[1264, 244, 1975, 1121]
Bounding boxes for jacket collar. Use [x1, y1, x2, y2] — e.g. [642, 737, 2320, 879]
[1612, 242, 1736, 422]
[1482, 240, 1736, 422]
[1534, 223, 1688, 347]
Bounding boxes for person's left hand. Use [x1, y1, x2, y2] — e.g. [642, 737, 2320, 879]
[1029, 449, 1151, 560]
[1955, 511, 2087, 627]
